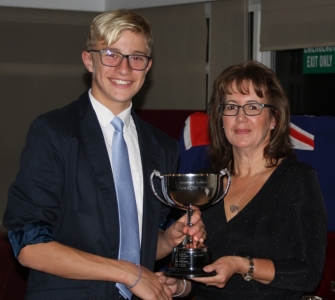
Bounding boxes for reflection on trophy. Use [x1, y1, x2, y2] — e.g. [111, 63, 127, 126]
[150, 169, 231, 278]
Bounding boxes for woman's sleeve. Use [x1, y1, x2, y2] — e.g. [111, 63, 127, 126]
[269, 167, 327, 292]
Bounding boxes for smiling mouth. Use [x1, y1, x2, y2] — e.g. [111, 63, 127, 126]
[111, 79, 131, 85]
[235, 129, 251, 134]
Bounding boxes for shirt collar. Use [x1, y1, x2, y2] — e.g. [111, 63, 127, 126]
[88, 89, 132, 128]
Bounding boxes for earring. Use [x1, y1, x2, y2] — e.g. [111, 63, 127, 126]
[271, 126, 275, 130]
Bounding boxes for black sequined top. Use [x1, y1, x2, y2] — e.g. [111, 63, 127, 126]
[194, 158, 327, 300]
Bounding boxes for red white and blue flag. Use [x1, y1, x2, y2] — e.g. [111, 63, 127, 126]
[290, 122, 314, 150]
[179, 113, 335, 231]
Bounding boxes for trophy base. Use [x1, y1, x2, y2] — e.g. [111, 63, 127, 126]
[164, 268, 216, 278]
[165, 246, 216, 278]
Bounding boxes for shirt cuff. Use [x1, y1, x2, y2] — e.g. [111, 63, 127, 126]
[8, 221, 55, 258]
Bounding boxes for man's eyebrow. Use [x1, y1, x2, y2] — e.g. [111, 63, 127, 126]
[106, 48, 148, 55]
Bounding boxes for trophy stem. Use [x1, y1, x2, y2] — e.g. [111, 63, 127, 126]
[186, 208, 194, 247]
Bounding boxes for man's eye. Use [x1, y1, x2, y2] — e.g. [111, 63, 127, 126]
[107, 52, 117, 58]
[131, 56, 144, 61]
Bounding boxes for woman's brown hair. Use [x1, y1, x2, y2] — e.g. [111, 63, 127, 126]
[208, 60, 294, 173]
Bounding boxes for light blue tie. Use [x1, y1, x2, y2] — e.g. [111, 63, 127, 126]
[111, 116, 140, 299]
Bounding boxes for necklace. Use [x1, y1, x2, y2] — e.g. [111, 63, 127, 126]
[230, 171, 263, 213]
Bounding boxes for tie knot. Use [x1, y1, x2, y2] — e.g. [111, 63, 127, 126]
[111, 116, 124, 132]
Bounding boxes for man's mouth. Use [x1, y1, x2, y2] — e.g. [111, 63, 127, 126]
[111, 79, 131, 85]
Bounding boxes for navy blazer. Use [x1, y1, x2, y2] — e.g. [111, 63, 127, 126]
[3, 91, 179, 299]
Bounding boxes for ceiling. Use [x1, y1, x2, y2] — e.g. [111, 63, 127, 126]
[0, 0, 218, 12]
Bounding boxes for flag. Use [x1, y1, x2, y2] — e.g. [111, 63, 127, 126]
[179, 113, 335, 231]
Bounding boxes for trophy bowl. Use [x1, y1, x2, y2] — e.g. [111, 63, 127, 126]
[150, 169, 231, 278]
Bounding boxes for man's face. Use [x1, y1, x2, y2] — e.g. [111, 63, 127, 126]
[82, 30, 152, 114]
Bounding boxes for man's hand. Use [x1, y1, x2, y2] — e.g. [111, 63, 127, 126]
[168, 210, 206, 247]
[156, 210, 206, 259]
[129, 265, 172, 300]
[156, 272, 191, 298]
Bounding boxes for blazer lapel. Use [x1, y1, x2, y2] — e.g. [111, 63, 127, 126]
[77, 93, 119, 246]
[132, 112, 164, 266]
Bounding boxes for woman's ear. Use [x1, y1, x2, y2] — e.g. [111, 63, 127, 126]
[270, 110, 278, 130]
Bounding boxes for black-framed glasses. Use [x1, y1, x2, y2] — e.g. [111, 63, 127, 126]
[219, 103, 275, 116]
[88, 49, 151, 71]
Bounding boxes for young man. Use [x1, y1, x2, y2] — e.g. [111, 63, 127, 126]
[3, 9, 204, 300]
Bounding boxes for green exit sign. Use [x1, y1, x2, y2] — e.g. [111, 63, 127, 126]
[303, 47, 335, 74]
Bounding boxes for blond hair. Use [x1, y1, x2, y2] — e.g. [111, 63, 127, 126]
[86, 9, 153, 54]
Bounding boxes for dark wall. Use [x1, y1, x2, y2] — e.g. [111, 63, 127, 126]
[0, 7, 98, 221]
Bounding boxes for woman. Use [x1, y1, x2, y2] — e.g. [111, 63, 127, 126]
[160, 61, 327, 299]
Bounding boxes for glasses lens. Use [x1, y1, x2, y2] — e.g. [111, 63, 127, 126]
[244, 103, 262, 115]
[128, 55, 149, 70]
[101, 50, 121, 67]
[222, 104, 238, 115]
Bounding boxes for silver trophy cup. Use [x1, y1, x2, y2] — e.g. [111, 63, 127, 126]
[150, 169, 231, 278]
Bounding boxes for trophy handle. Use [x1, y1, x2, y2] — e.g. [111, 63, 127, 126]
[150, 170, 175, 207]
[212, 168, 231, 205]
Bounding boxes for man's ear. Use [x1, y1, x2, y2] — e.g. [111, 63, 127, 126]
[146, 59, 152, 73]
[141, 59, 152, 77]
[82, 51, 94, 73]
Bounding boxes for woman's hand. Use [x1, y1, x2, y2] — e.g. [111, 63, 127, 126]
[191, 256, 242, 288]
[192, 256, 275, 288]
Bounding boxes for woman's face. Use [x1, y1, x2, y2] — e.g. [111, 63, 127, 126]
[222, 81, 276, 154]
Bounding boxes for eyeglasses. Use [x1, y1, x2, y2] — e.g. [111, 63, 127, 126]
[88, 49, 151, 71]
[219, 103, 275, 116]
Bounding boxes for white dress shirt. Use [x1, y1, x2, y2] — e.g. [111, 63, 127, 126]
[89, 90, 144, 242]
